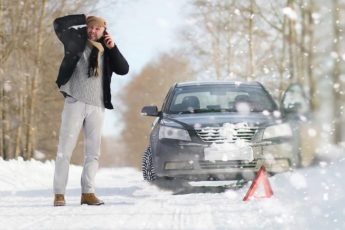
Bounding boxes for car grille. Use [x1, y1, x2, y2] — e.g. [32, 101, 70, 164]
[195, 126, 258, 143]
[198, 160, 258, 169]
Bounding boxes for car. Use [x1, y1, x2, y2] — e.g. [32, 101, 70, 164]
[141, 81, 316, 183]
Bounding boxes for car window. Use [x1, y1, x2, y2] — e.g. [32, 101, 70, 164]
[168, 85, 276, 114]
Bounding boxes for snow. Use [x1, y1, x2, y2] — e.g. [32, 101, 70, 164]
[1, 156, 345, 230]
[282, 7, 298, 21]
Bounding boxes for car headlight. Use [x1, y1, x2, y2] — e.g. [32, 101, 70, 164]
[263, 123, 292, 139]
[159, 126, 191, 141]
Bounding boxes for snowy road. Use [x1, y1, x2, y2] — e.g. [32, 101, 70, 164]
[0, 158, 345, 230]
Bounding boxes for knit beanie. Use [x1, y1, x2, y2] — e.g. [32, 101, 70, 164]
[86, 16, 107, 28]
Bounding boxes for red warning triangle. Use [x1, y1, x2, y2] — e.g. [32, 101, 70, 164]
[243, 165, 273, 201]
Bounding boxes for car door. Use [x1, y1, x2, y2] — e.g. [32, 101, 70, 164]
[281, 83, 318, 167]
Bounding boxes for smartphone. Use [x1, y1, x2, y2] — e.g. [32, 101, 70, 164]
[99, 30, 108, 43]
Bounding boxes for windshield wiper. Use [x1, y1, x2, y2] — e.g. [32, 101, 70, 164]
[171, 108, 243, 114]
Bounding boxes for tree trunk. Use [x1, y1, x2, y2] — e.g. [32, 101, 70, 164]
[225, 4, 233, 78]
[248, 0, 255, 79]
[279, 1, 288, 99]
[0, 83, 4, 159]
[306, 0, 317, 111]
[210, 4, 221, 80]
[332, 0, 342, 144]
[15, 94, 24, 158]
[1, 84, 9, 159]
[287, 0, 297, 83]
[25, 0, 46, 159]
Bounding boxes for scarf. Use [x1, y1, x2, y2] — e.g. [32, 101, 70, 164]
[87, 39, 104, 77]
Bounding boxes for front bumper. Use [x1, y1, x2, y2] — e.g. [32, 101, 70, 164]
[154, 139, 294, 180]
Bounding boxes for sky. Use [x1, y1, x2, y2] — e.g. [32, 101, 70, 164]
[104, 0, 188, 73]
[97, 0, 189, 136]
[1, 149, 345, 229]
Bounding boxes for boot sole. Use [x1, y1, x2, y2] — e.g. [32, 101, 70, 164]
[54, 202, 66, 206]
[81, 202, 104, 205]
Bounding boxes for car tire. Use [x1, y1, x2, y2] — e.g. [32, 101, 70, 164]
[290, 150, 301, 168]
[290, 129, 302, 168]
[142, 146, 157, 181]
[290, 122, 301, 169]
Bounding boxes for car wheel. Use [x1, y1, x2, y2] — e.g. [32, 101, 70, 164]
[290, 150, 301, 168]
[285, 121, 301, 169]
[142, 146, 157, 181]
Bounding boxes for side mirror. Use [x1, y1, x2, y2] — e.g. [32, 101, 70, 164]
[141, 106, 160, 116]
[284, 102, 302, 114]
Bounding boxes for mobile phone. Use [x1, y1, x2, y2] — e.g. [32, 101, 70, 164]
[98, 30, 108, 43]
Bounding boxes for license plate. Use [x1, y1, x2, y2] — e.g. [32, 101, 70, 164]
[204, 143, 254, 162]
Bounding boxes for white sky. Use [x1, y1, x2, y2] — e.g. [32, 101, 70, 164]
[104, 0, 188, 73]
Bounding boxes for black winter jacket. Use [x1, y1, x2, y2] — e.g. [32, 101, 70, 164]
[53, 14, 129, 109]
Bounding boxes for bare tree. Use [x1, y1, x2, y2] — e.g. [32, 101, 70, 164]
[183, 0, 245, 80]
[184, 0, 293, 94]
[247, 0, 256, 78]
[331, 0, 344, 144]
[23, 0, 47, 159]
[303, 0, 317, 110]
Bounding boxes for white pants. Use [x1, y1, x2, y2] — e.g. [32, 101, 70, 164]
[53, 97, 104, 194]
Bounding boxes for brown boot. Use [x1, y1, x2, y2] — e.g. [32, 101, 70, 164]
[81, 193, 104, 205]
[54, 194, 65, 206]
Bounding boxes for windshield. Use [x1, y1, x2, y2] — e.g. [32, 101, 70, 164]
[167, 84, 277, 114]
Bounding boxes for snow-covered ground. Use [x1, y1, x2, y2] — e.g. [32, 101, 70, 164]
[1, 153, 345, 230]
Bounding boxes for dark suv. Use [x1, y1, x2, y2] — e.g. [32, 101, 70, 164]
[141, 81, 315, 182]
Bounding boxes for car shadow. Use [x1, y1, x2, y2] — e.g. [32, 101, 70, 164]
[153, 179, 248, 195]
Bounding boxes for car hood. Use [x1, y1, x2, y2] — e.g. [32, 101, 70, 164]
[164, 112, 281, 129]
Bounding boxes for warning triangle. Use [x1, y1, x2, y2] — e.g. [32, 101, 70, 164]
[243, 165, 273, 201]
